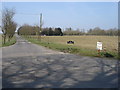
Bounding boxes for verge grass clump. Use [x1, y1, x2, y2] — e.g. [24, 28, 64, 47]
[1, 36, 16, 47]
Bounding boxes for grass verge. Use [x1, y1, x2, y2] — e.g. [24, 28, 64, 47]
[25, 36, 118, 59]
[1, 36, 16, 47]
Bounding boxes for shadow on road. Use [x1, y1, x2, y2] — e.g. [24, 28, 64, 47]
[2, 54, 118, 88]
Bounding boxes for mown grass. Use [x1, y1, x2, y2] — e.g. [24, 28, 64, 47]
[24, 35, 119, 59]
[0, 35, 16, 47]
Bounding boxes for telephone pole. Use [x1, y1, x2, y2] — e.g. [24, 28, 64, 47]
[39, 13, 42, 41]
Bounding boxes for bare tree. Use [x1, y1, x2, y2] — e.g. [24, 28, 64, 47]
[2, 8, 17, 44]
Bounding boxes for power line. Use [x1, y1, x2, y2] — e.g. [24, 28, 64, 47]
[16, 13, 39, 15]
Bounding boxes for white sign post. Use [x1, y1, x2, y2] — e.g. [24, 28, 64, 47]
[97, 42, 102, 50]
[97, 41, 102, 56]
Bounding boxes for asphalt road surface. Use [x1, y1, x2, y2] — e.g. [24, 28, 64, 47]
[2, 35, 119, 88]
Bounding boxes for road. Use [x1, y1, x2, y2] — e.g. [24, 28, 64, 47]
[2, 35, 119, 88]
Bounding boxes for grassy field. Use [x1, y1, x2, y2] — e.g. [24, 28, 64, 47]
[0, 35, 16, 47]
[25, 35, 118, 59]
[41, 36, 118, 51]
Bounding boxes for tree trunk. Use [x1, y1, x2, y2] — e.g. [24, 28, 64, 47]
[8, 36, 11, 42]
[3, 35, 6, 44]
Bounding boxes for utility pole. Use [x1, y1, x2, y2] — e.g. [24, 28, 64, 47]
[39, 13, 42, 41]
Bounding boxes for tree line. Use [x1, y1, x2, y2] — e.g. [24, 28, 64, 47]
[18, 25, 63, 36]
[63, 27, 118, 36]
[86, 27, 118, 36]
[18, 25, 118, 36]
